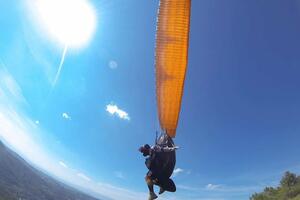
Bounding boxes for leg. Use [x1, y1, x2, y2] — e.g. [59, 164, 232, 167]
[145, 175, 154, 193]
[145, 175, 158, 200]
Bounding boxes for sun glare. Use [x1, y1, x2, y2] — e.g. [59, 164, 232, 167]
[34, 0, 96, 48]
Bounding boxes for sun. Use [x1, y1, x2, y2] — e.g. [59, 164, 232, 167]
[34, 0, 96, 48]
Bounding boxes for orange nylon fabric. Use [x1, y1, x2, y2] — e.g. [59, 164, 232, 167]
[155, 0, 191, 137]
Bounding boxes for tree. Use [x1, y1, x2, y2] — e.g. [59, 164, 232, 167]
[280, 172, 298, 189]
[250, 171, 300, 200]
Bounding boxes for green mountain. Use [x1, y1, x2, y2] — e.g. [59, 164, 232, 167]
[0, 141, 100, 200]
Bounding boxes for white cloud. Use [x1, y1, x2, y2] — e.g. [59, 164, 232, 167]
[172, 168, 184, 177]
[206, 184, 222, 190]
[106, 103, 130, 120]
[211, 185, 263, 193]
[177, 184, 199, 191]
[62, 112, 71, 120]
[114, 171, 125, 179]
[59, 161, 68, 168]
[108, 60, 118, 69]
[96, 182, 148, 200]
[0, 66, 27, 105]
[177, 182, 262, 200]
[3, 77, 21, 96]
[35, 120, 40, 124]
[77, 173, 91, 182]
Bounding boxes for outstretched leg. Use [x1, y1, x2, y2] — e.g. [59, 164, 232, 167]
[145, 175, 158, 200]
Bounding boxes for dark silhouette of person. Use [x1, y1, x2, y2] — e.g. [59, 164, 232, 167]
[139, 134, 178, 200]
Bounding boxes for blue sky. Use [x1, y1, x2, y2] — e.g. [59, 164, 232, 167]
[1, 0, 300, 200]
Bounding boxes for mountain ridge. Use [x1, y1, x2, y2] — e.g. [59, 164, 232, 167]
[0, 140, 101, 200]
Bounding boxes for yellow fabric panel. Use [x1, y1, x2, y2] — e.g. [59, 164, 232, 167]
[155, 0, 191, 137]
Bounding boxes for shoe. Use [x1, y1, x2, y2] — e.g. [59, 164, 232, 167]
[148, 192, 158, 200]
[159, 187, 165, 195]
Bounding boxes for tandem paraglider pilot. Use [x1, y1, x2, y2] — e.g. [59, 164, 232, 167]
[139, 133, 178, 200]
[139, 0, 191, 198]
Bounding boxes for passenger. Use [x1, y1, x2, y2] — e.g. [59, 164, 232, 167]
[139, 143, 178, 200]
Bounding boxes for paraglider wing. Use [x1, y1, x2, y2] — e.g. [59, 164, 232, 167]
[155, 0, 191, 137]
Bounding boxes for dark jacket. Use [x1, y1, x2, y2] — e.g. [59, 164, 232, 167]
[145, 145, 177, 179]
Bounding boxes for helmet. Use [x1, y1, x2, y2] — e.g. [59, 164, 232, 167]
[139, 144, 151, 156]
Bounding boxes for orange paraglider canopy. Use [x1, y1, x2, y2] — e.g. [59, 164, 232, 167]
[155, 0, 191, 137]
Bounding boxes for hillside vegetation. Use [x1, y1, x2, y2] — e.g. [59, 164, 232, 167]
[251, 172, 300, 200]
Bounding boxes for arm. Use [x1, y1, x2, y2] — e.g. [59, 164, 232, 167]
[161, 146, 179, 152]
[153, 145, 179, 153]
